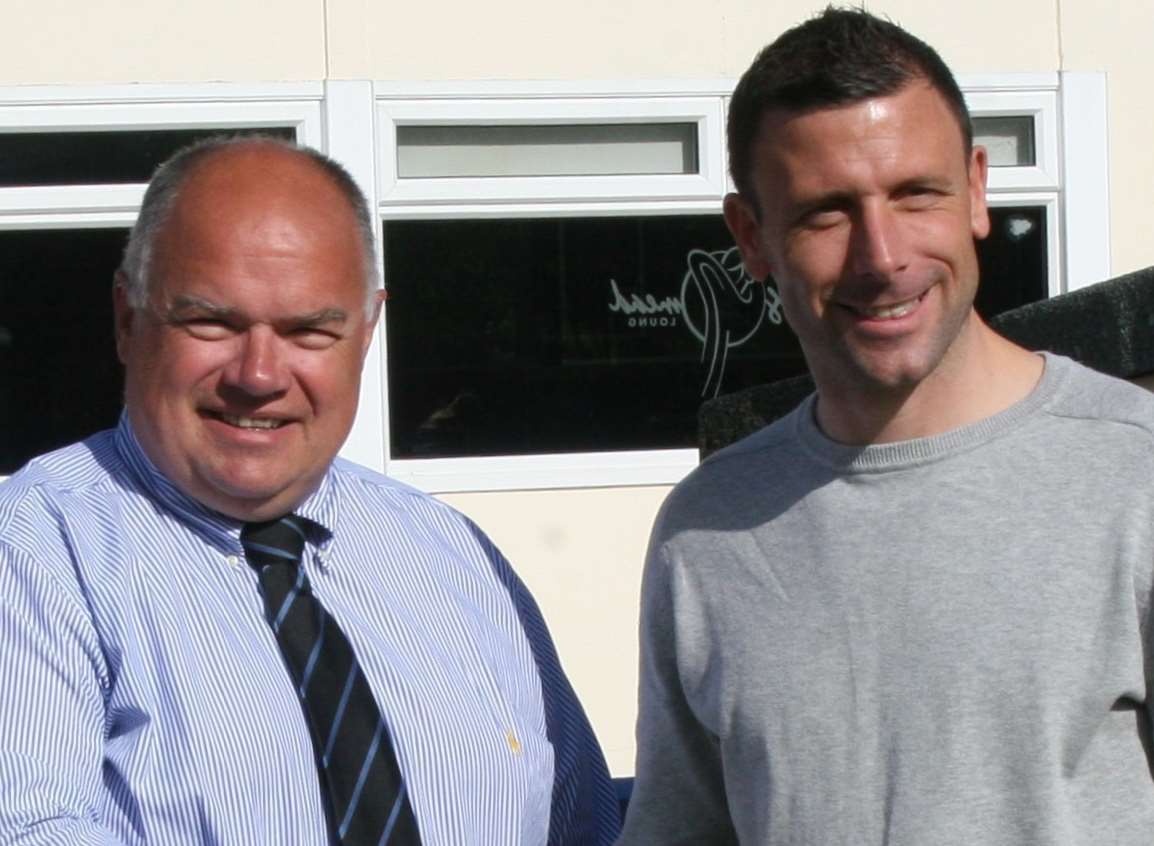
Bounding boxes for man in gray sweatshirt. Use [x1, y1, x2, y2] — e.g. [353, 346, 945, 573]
[620, 8, 1154, 845]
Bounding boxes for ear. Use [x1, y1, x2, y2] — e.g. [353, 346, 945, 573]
[968, 145, 991, 241]
[361, 288, 386, 359]
[112, 271, 135, 365]
[723, 192, 773, 281]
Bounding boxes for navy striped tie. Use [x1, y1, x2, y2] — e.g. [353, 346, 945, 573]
[242, 515, 422, 845]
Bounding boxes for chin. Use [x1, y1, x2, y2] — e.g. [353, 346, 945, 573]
[842, 348, 943, 394]
[188, 470, 286, 511]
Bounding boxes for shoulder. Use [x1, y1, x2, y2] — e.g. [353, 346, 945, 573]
[328, 457, 476, 527]
[646, 405, 812, 566]
[0, 431, 132, 619]
[0, 430, 123, 541]
[1041, 354, 1154, 439]
[327, 457, 514, 573]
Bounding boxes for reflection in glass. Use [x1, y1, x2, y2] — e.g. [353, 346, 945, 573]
[975, 205, 1048, 318]
[385, 206, 1050, 460]
[0, 206, 1051, 473]
[383, 215, 804, 459]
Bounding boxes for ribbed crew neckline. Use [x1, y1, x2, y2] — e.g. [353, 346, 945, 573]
[791, 352, 1067, 473]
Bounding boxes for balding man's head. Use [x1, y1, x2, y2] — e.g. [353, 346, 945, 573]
[112, 138, 383, 521]
[119, 136, 379, 317]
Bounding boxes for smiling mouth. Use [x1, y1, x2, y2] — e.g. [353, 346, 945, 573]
[850, 293, 925, 320]
[207, 411, 288, 430]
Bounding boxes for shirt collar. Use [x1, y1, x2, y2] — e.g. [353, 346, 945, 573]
[114, 411, 339, 554]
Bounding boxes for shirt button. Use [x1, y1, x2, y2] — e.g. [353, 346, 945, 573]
[505, 730, 522, 755]
[226, 555, 240, 567]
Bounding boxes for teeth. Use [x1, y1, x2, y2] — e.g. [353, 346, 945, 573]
[859, 296, 919, 320]
[220, 414, 283, 430]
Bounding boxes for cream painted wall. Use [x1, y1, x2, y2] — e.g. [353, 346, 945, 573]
[0, 0, 326, 82]
[326, 0, 1058, 79]
[1060, 0, 1154, 280]
[438, 485, 671, 775]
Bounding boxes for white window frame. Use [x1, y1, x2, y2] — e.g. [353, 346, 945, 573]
[0, 75, 1111, 491]
[986, 192, 1063, 299]
[0, 83, 328, 481]
[967, 88, 1060, 191]
[0, 83, 324, 217]
[366, 75, 1107, 493]
[377, 96, 726, 206]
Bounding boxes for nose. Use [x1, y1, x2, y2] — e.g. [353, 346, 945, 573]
[224, 325, 290, 397]
[849, 201, 909, 280]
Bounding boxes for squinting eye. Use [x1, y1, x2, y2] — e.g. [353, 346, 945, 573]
[801, 209, 848, 230]
[897, 188, 942, 210]
[290, 328, 341, 350]
[181, 319, 238, 340]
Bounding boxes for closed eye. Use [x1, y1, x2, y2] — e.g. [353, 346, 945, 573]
[797, 203, 850, 230]
[287, 326, 343, 350]
[178, 317, 240, 340]
[894, 183, 949, 210]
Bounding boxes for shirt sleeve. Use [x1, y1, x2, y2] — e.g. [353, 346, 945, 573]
[0, 541, 125, 844]
[461, 521, 622, 845]
[616, 539, 738, 846]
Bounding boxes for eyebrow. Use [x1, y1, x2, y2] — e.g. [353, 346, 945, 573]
[287, 308, 350, 327]
[163, 296, 350, 328]
[163, 296, 239, 321]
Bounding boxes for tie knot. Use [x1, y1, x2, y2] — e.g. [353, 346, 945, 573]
[241, 514, 307, 570]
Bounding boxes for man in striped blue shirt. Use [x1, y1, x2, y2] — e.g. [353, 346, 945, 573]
[0, 137, 620, 844]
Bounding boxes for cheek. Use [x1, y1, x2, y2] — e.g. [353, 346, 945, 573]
[774, 278, 828, 336]
[293, 354, 364, 408]
[779, 230, 848, 289]
[143, 343, 235, 401]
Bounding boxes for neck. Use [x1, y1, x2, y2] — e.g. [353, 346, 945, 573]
[814, 314, 1044, 445]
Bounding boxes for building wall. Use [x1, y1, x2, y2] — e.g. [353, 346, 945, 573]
[3, 0, 1149, 775]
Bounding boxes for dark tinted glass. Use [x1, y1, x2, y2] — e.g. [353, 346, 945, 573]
[0, 229, 127, 474]
[975, 205, 1048, 318]
[0, 126, 296, 187]
[385, 207, 1051, 459]
[383, 215, 807, 458]
[0, 205, 1051, 474]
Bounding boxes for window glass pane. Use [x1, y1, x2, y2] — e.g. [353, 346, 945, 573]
[0, 229, 127, 473]
[385, 207, 1052, 460]
[975, 205, 1048, 318]
[973, 115, 1035, 167]
[0, 126, 297, 187]
[396, 123, 698, 178]
[383, 215, 805, 458]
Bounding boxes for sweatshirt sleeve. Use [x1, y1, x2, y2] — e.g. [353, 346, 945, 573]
[617, 538, 738, 845]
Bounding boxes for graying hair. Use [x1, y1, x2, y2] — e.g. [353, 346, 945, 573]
[119, 134, 381, 316]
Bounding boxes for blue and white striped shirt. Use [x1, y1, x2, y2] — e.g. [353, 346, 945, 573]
[0, 415, 619, 845]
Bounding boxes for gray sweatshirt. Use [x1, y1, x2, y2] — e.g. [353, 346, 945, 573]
[622, 353, 1154, 845]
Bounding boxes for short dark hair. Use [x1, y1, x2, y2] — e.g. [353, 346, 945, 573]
[727, 6, 972, 205]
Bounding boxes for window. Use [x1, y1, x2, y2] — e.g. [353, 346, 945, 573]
[0, 83, 322, 475]
[369, 76, 1105, 491]
[394, 122, 699, 178]
[0, 228, 127, 473]
[384, 214, 804, 461]
[0, 127, 295, 187]
[0, 76, 1109, 489]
